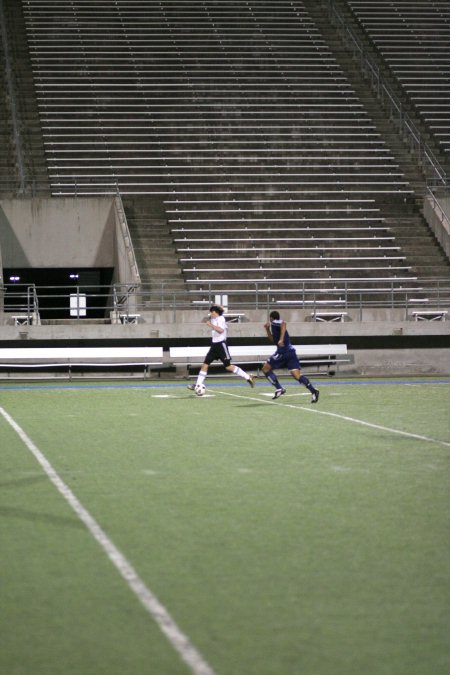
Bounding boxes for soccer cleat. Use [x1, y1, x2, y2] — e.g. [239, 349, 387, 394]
[311, 389, 320, 404]
[272, 387, 286, 400]
[187, 384, 196, 391]
[247, 375, 255, 388]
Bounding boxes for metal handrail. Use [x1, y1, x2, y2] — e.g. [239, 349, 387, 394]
[114, 191, 141, 286]
[329, 0, 447, 188]
[426, 188, 450, 235]
[1, 280, 449, 323]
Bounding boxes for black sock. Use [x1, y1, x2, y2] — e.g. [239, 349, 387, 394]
[265, 371, 282, 389]
[299, 375, 315, 393]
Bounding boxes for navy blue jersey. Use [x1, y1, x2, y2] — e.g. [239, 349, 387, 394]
[268, 319, 301, 371]
[271, 319, 292, 351]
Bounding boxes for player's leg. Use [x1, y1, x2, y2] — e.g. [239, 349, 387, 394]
[262, 361, 286, 399]
[187, 363, 209, 390]
[196, 364, 209, 386]
[225, 363, 255, 387]
[291, 368, 320, 403]
[217, 342, 254, 386]
[187, 346, 212, 391]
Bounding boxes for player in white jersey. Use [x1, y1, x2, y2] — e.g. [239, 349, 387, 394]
[188, 305, 255, 392]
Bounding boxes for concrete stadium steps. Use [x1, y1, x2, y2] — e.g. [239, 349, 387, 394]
[170, 194, 416, 288]
[183, 278, 424, 308]
[383, 214, 450, 278]
[182, 264, 412, 277]
[179, 248, 403, 260]
[344, 0, 450, 164]
[122, 196, 185, 292]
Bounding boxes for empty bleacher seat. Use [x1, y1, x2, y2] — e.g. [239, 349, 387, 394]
[21, 0, 420, 304]
[347, 0, 450, 158]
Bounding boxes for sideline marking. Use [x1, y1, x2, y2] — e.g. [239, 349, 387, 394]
[0, 406, 216, 675]
[0, 378, 449, 392]
[216, 391, 450, 449]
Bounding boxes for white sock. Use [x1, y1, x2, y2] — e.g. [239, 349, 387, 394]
[196, 371, 207, 386]
[232, 365, 250, 380]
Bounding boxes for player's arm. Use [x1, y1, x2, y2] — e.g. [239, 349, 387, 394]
[207, 317, 225, 333]
[264, 321, 274, 342]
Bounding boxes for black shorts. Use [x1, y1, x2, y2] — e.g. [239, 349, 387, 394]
[204, 341, 232, 367]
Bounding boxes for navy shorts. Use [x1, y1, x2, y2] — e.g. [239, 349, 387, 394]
[204, 341, 232, 367]
[267, 347, 301, 371]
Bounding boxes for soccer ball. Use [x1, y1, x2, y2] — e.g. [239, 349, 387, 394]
[195, 383, 206, 397]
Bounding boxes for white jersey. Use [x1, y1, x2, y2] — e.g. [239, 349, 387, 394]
[211, 314, 227, 343]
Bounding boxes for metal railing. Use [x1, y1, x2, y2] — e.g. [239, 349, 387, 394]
[329, 0, 448, 188]
[426, 188, 450, 234]
[114, 192, 141, 286]
[1, 280, 450, 324]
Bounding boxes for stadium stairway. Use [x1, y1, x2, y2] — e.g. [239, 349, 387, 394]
[121, 196, 186, 304]
[303, 0, 450, 282]
[327, 0, 450, 177]
[342, 0, 450, 170]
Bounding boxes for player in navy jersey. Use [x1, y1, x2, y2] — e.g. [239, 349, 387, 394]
[188, 304, 255, 392]
[262, 310, 319, 402]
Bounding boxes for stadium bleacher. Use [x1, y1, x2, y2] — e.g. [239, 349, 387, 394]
[346, 0, 450, 159]
[0, 0, 446, 308]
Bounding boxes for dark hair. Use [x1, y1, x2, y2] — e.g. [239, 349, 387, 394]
[209, 304, 224, 315]
[269, 310, 280, 320]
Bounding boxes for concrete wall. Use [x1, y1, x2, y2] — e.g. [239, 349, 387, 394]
[0, 195, 142, 316]
[0, 312, 448, 376]
[0, 196, 116, 269]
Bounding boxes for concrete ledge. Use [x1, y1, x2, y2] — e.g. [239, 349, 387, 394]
[1, 317, 449, 341]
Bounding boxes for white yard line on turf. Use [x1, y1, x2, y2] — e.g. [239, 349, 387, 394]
[216, 391, 450, 449]
[0, 406, 216, 675]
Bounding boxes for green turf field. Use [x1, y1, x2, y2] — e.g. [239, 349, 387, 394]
[1, 377, 449, 675]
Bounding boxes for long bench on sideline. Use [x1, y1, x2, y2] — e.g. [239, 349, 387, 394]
[169, 344, 348, 377]
[0, 347, 164, 376]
